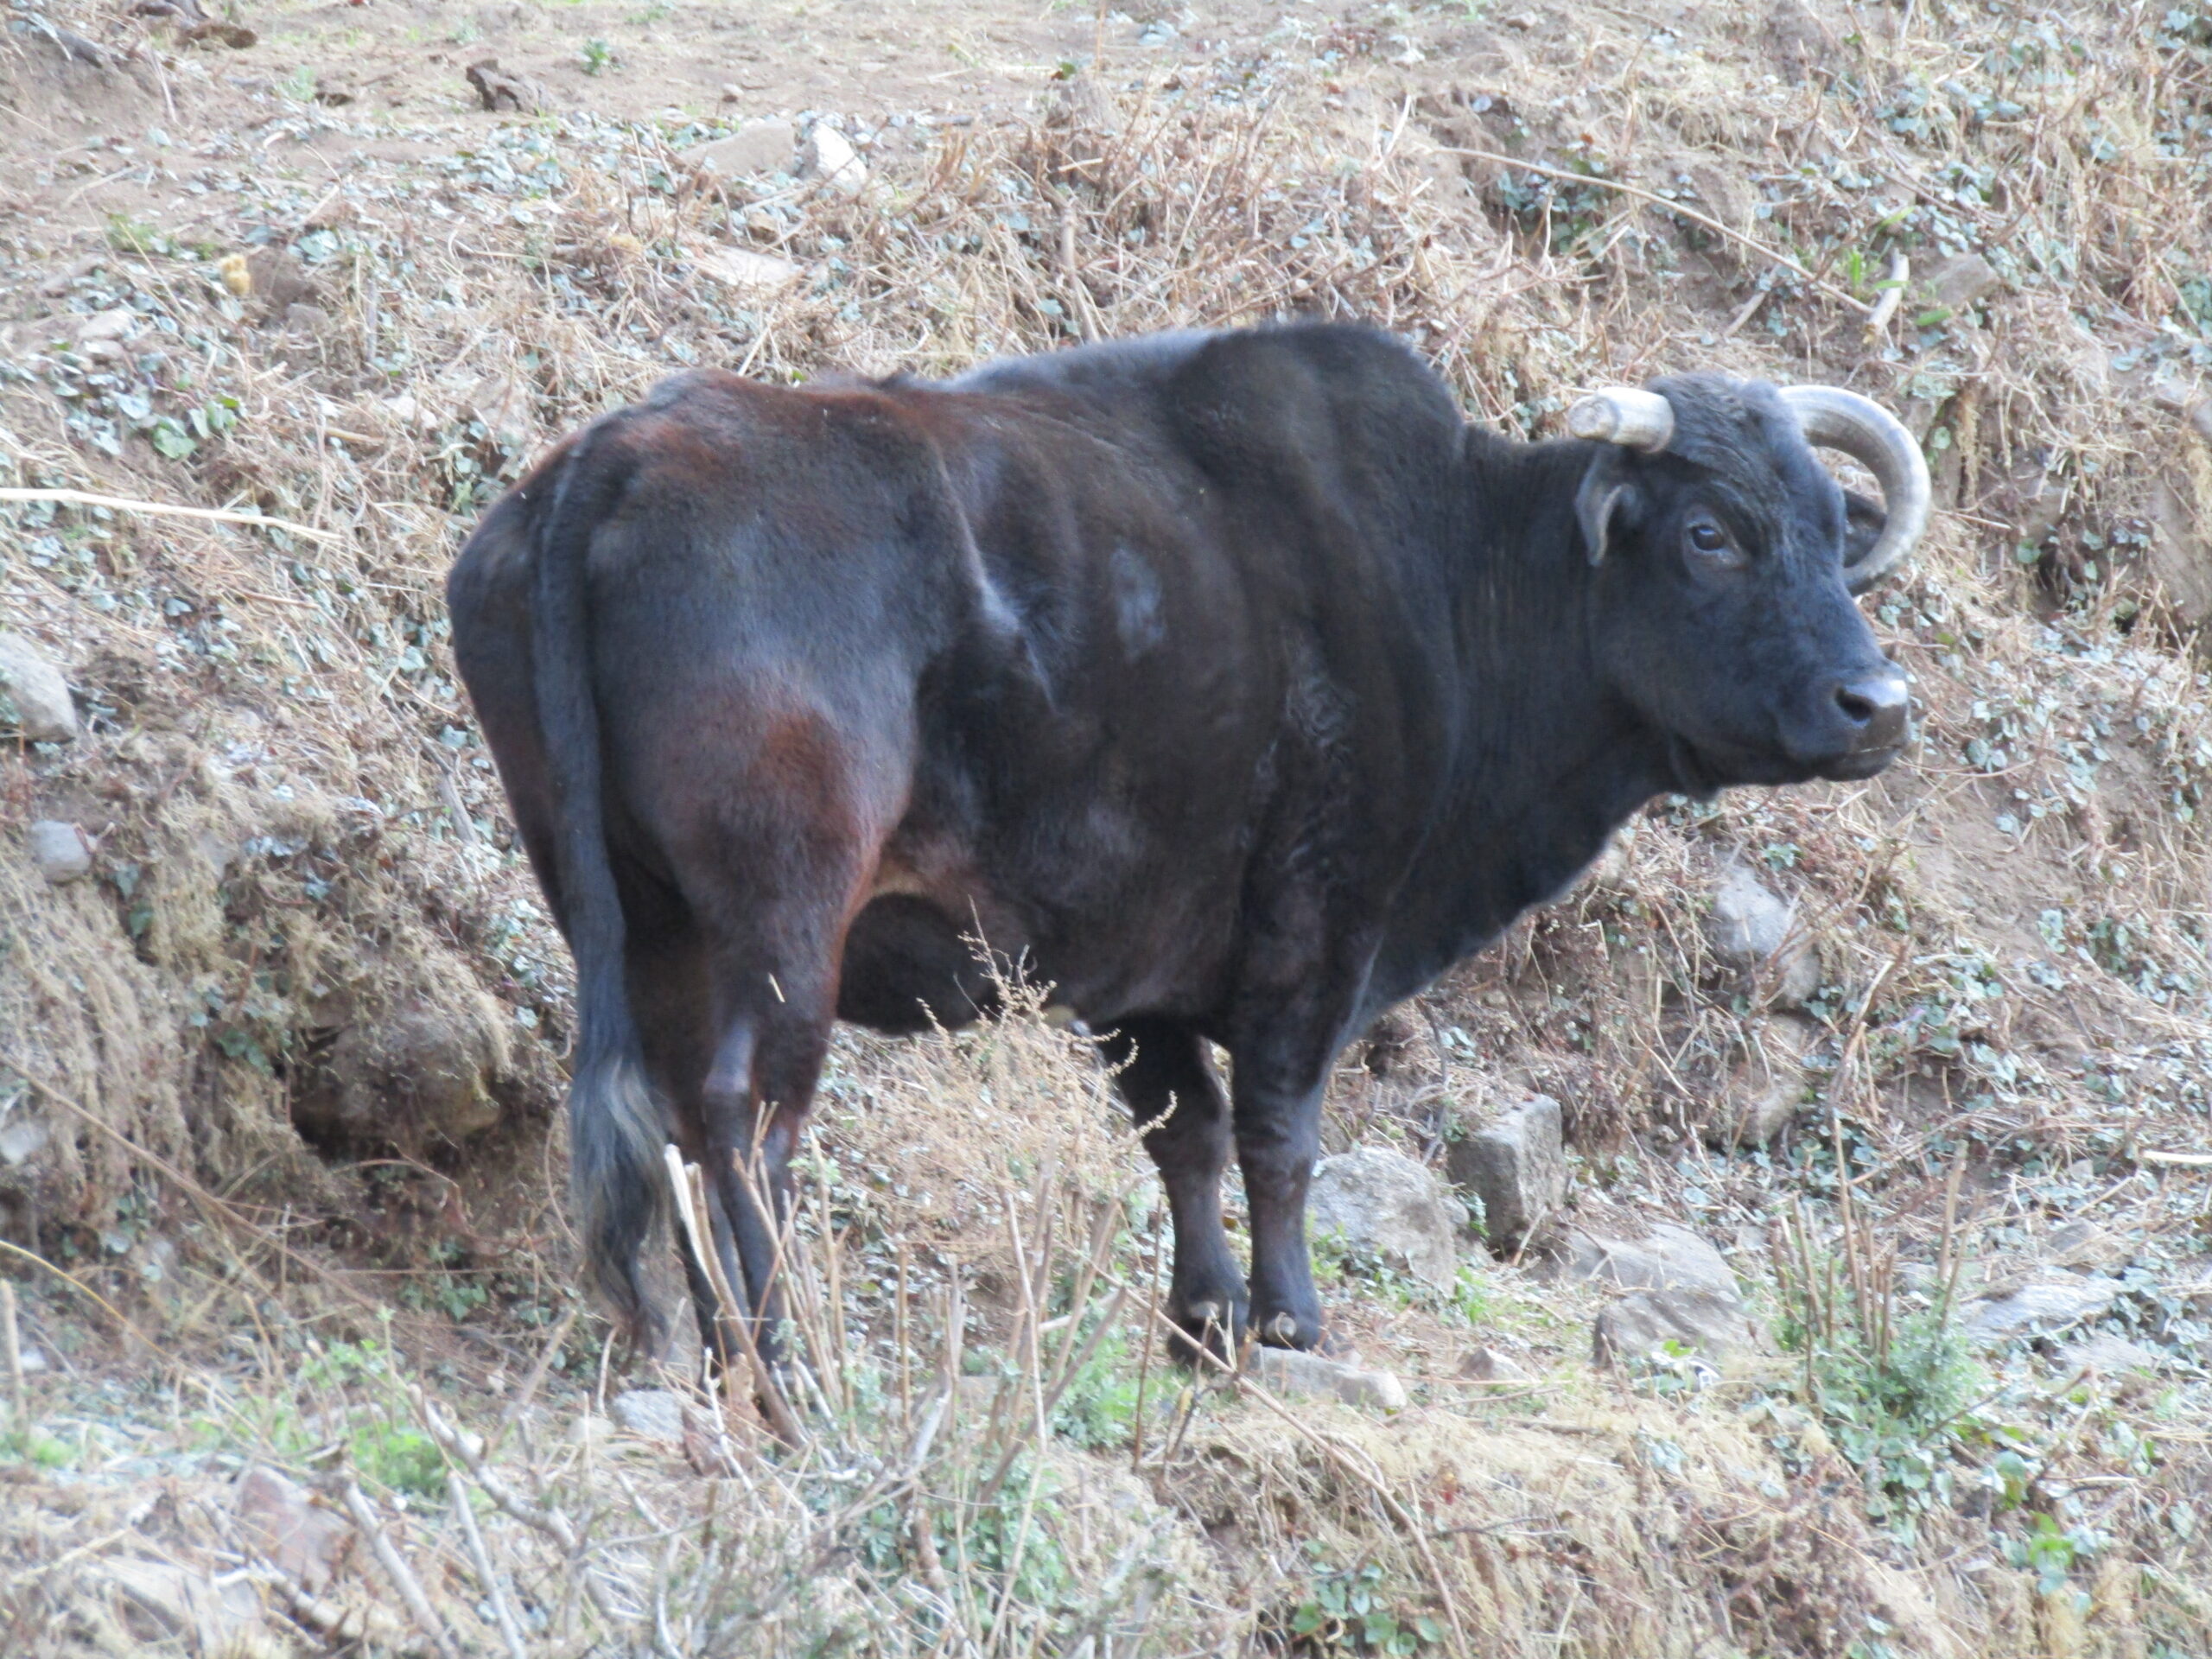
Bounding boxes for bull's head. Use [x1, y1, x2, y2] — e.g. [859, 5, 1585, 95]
[1565, 376, 1929, 792]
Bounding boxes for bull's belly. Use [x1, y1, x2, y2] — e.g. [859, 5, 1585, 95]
[836, 879, 1225, 1036]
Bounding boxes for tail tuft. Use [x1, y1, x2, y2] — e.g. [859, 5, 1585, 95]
[569, 1052, 669, 1346]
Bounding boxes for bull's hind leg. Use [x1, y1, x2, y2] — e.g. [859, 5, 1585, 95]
[682, 897, 855, 1370]
[1104, 1020, 1245, 1357]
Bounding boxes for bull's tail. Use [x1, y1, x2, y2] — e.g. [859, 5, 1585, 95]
[531, 429, 668, 1344]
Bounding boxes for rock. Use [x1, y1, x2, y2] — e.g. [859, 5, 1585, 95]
[283, 302, 334, 337]
[297, 966, 512, 1148]
[1050, 73, 1120, 135]
[696, 246, 803, 296]
[1707, 867, 1820, 1007]
[1246, 1345, 1408, 1412]
[1763, 0, 1827, 83]
[1962, 1275, 2122, 1344]
[462, 372, 534, 454]
[798, 124, 866, 196]
[1306, 1146, 1462, 1289]
[29, 821, 92, 884]
[244, 248, 317, 313]
[466, 58, 543, 114]
[75, 308, 138, 345]
[1559, 1223, 1738, 1298]
[1707, 1014, 1816, 1148]
[610, 1388, 690, 1443]
[2060, 1332, 2163, 1377]
[237, 1465, 353, 1593]
[1446, 1095, 1565, 1254]
[693, 120, 798, 181]
[0, 632, 79, 742]
[0, 1116, 50, 1166]
[1593, 1287, 1758, 1364]
[1456, 1344, 1529, 1382]
[2043, 1220, 2127, 1272]
[1916, 252, 2002, 318]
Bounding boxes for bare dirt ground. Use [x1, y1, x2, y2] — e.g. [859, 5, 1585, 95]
[3, 0, 2212, 1654]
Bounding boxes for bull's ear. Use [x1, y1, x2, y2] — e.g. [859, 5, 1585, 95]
[1842, 488, 1885, 572]
[1575, 447, 1641, 566]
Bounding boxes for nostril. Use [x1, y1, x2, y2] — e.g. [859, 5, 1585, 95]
[1834, 674, 1910, 748]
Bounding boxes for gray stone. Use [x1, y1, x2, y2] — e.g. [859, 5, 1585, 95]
[2059, 1333, 2163, 1376]
[1707, 867, 1820, 1007]
[2043, 1221, 2127, 1272]
[1593, 1288, 1758, 1365]
[1707, 1015, 1816, 1147]
[462, 372, 534, 454]
[1446, 1095, 1565, 1253]
[237, 1465, 353, 1593]
[1560, 1223, 1738, 1298]
[1246, 1345, 1408, 1412]
[696, 245, 803, 295]
[0, 632, 78, 743]
[1916, 252, 2002, 317]
[1456, 1344, 1529, 1382]
[610, 1387, 689, 1443]
[29, 820, 91, 884]
[1962, 1275, 2122, 1344]
[1306, 1146, 1461, 1289]
[693, 119, 798, 180]
[0, 1116, 49, 1166]
[799, 123, 866, 195]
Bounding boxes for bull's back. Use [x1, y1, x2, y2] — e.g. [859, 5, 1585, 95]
[449, 330, 1465, 1023]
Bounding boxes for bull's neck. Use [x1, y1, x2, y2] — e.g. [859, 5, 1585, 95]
[1452, 435, 1662, 795]
[1370, 436, 1671, 1007]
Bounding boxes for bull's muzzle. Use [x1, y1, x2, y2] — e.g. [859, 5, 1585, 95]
[1832, 670, 1910, 754]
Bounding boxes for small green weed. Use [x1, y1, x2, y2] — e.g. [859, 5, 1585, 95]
[581, 37, 617, 75]
[1772, 1207, 1989, 1534]
[1283, 1553, 1443, 1656]
[0, 1425, 77, 1469]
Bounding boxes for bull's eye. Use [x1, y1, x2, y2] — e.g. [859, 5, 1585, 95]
[1685, 518, 1742, 566]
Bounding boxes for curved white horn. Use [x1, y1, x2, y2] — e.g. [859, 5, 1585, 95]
[1567, 388, 1675, 451]
[1780, 385, 1931, 592]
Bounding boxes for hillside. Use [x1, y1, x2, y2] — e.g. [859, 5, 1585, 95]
[3, 0, 2210, 1653]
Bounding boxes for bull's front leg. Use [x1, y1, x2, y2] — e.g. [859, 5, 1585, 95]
[1103, 1019, 1248, 1357]
[1228, 1040, 1332, 1351]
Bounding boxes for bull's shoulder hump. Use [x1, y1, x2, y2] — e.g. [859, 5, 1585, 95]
[944, 329, 1223, 397]
[1175, 322, 1460, 430]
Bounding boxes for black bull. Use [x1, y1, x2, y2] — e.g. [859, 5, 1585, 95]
[448, 322, 1923, 1359]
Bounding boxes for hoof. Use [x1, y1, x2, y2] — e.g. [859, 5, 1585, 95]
[1252, 1303, 1325, 1351]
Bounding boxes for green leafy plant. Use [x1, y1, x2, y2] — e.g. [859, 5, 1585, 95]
[581, 37, 617, 75]
[1771, 1202, 1989, 1535]
[1284, 1555, 1442, 1655]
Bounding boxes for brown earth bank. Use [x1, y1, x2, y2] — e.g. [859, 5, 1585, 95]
[2, 0, 2211, 1653]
